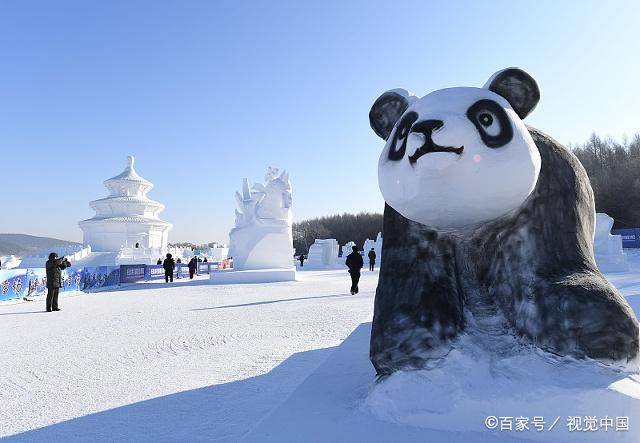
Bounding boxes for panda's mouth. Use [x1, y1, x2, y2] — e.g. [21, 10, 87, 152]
[408, 140, 464, 165]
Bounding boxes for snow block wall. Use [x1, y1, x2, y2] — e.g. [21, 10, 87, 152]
[594, 213, 629, 272]
[306, 239, 339, 268]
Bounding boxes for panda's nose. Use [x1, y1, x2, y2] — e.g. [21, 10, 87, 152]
[411, 119, 444, 135]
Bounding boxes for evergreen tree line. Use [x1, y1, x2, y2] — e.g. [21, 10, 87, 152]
[572, 133, 640, 228]
[293, 212, 383, 255]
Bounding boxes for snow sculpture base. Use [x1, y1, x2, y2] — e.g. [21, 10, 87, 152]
[229, 225, 293, 271]
[245, 322, 640, 443]
[595, 213, 629, 273]
[210, 267, 296, 285]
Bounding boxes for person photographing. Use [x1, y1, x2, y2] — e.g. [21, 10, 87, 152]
[45, 253, 71, 312]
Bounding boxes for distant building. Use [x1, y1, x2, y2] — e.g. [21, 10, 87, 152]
[79, 155, 172, 252]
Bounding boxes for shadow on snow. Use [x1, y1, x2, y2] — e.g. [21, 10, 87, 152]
[192, 293, 354, 311]
[4, 346, 337, 442]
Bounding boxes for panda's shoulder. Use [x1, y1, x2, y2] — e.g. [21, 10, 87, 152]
[526, 125, 584, 174]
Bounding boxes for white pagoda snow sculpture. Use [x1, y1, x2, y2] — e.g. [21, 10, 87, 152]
[594, 213, 629, 272]
[79, 156, 172, 252]
[214, 167, 295, 283]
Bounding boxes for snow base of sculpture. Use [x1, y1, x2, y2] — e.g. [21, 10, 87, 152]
[595, 213, 630, 273]
[209, 267, 296, 285]
[366, 331, 640, 442]
[229, 227, 293, 271]
[245, 322, 640, 443]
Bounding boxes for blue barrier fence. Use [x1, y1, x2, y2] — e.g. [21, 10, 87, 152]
[0, 266, 121, 302]
[611, 228, 640, 249]
[0, 260, 234, 302]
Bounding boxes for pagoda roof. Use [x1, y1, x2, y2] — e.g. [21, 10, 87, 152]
[90, 195, 163, 206]
[104, 155, 152, 185]
[79, 215, 172, 226]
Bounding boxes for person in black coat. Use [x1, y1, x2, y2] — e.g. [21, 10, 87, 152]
[345, 246, 364, 295]
[163, 253, 175, 283]
[298, 254, 305, 268]
[45, 252, 71, 312]
[367, 248, 377, 271]
[156, 258, 162, 265]
[188, 258, 197, 279]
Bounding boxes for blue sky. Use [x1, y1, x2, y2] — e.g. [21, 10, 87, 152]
[1, 0, 638, 243]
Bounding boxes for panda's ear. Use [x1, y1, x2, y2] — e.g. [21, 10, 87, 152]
[369, 89, 416, 140]
[484, 68, 540, 119]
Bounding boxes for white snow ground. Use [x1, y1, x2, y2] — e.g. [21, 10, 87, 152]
[0, 271, 377, 441]
[1, 256, 639, 442]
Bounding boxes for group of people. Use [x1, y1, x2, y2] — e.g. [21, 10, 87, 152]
[42, 246, 377, 311]
[161, 254, 199, 283]
[298, 246, 377, 295]
[156, 257, 208, 265]
[345, 246, 376, 295]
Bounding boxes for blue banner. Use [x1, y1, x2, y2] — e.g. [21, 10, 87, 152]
[177, 263, 190, 278]
[2, 260, 199, 302]
[611, 228, 640, 248]
[104, 266, 120, 287]
[82, 266, 120, 289]
[0, 269, 29, 301]
[119, 264, 146, 283]
[26, 268, 48, 297]
[61, 267, 84, 293]
[145, 265, 166, 280]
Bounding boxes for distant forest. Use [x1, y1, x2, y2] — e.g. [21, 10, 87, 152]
[293, 133, 640, 255]
[572, 133, 640, 229]
[293, 212, 382, 255]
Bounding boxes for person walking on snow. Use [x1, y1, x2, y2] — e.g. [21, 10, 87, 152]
[298, 254, 306, 268]
[45, 253, 71, 312]
[188, 258, 197, 279]
[367, 248, 376, 271]
[345, 246, 363, 295]
[163, 253, 175, 283]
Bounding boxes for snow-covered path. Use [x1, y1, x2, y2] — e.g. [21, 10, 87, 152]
[0, 270, 378, 441]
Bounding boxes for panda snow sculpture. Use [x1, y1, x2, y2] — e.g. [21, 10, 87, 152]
[369, 68, 639, 375]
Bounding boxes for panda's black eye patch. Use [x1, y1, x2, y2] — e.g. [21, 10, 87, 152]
[388, 111, 418, 161]
[466, 99, 513, 148]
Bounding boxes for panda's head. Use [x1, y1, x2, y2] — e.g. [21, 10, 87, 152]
[370, 68, 541, 230]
